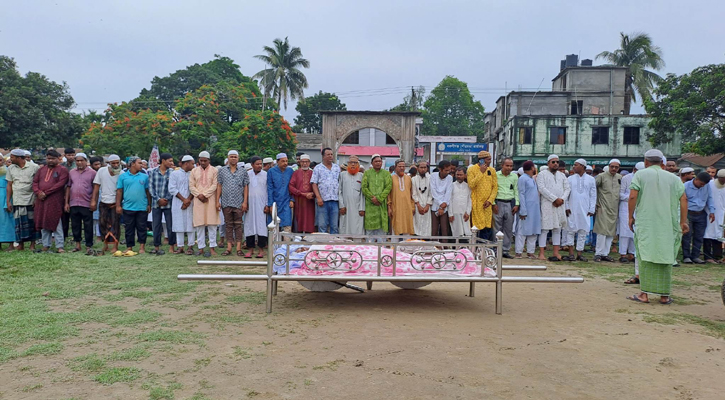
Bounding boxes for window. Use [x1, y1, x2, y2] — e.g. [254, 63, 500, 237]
[570, 100, 583, 115]
[519, 127, 532, 144]
[623, 127, 640, 145]
[342, 131, 359, 144]
[550, 127, 566, 144]
[591, 127, 609, 145]
[385, 134, 396, 145]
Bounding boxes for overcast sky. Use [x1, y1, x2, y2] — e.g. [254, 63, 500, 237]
[2, 0, 723, 123]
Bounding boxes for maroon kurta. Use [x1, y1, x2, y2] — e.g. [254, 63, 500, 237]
[288, 169, 315, 233]
[33, 165, 69, 231]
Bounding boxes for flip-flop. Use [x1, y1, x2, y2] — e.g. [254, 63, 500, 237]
[659, 298, 674, 305]
[112, 250, 124, 257]
[203, 251, 211, 258]
[255, 252, 264, 258]
[624, 276, 640, 284]
[627, 294, 649, 303]
[123, 250, 137, 257]
[547, 256, 562, 262]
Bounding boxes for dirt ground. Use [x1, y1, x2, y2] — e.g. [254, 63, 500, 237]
[2, 259, 725, 400]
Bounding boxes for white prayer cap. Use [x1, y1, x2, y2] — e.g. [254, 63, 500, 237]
[23, 150, 31, 156]
[10, 149, 25, 157]
[662, 156, 667, 165]
[644, 149, 664, 159]
[198, 151, 210, 159]
[540, 166, 549, 172]
[62, 157, 67, 163]
[224, 158, 228, 165]
[75, 152, 88, 160]
[608, 158, 621, 166]
[300, 154, 310, 161]
[108, 154, 120, 162]
[263, 157, 273, 164]
[517, 167, 524, 175]
[547, 154, 559, 162]
[227, 150, 239, 156]
[276, 153, 287, 160]
[635, 162, 645, 170]
[718, 169, 725, 178]
[574, 158, 587, 167]
[245, 164, 253, 171]
[603, 166, 609, 173]
[680, 167, 694, 174]
[371, 154, 381, 160]
[586, 165, 593, 171]
[181, 155, 194, 162]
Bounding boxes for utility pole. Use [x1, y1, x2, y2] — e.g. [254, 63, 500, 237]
[411, 86, 417, 111]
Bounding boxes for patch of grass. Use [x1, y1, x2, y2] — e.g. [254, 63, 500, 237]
[188, 393, 213, 400]
[203, 313, 250, 330]
[247, 390, 260, 397]
[148, 382, 182, 400]
[69, 353, 107, 373]
[136, 330, 205, 345]
[22, 342, 64, 356]
[21, 383, 43, 392]
[642, 312, 725, 339]
[0, 346, 18, 363]
[107, 345, 152, 361]
[233, 346, 252, 359]
[93, 367, 141, 385]
[226, 292, 265, 305]
[194, 357, 212, 368]
[312, 359, 344, 371]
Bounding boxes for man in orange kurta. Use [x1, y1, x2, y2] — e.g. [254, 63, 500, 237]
[189, 151, 220, 256]
[288, 154, 315, 233]
[388, 160, 415, 235]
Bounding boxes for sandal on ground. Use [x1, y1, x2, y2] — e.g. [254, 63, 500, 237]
[173, 248, 184, 254]
[244, 251, 253, 258]
[627, 294, 649, 303]
[255, 251, 265, 258]
[85, 248, 96, 256]
[195, 250, 204, 256]
[576, 256, 588, 262]
[619, 257, 629, 263]
[185, 249, 195, 256]
[547, 256, 562, 262]
[624, 276, 640, 284]
[57, 249, 65, 253]
[122, 250, 137, 257]
[112, 250, 124, 257]
[221, 250, 232, 256]
[659, 297, 674, 305]
[149, 249, 158, 255]
[560, 256, 575, 262]
[515, 254, 523, 259]
[527, 254, 536, 259]
[237, 250, 243, 256]
[156, 249, 165, 255]
[203, 251, 211, 258]
[70, 248, 80, 253]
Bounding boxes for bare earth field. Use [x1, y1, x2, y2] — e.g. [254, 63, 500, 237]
[1, 251, 724, 400]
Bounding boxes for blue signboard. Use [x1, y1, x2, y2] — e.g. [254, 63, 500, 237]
[436, 142, 487, 153]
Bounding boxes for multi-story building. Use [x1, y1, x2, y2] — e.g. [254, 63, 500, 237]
[485, 55, 681, 168]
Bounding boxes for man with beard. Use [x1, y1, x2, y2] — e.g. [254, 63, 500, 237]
[91, 155, 122, 255]
[536, 154, 570, 261]
[618, 162, 643, 264]
[388, 160, 415, 235]
[116, 157, 151, 256]
[666, 160, 679, 174]
[467, 150, 498, 240]
[338, 155, 365, 235]
[362, 155, 392, 238]
[33, 150, 69, 253]
[680, 167, 695, 184]
[244, 157, 268, 258]
[593, 159, 622, 262]
[564, 159, 596, 262]
[430, 159, 453, 241]
[288, 154, 315, 233]
[262, 157, 274, 172]
[411, 161, 433, 236]
[65, 153, 96, 254]
[89, 156, 103, 243]
[189, 151, 220, 257]
[169, 155, 196, 255]
[703, 169, 725, 263]
[217, 150, 249, 256]
[267, 153, 295, 234]
[5, 148, 40, 250]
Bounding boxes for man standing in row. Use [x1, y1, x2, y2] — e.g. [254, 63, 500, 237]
[493, 158, 518, 258]
[430, 160, 453, 240]
[116, 157, 151, 256]
[268, 153, 295, 234]
[245, 157, 268, 258]
[537, 154, 570, 261]
[169, 155, 195, 255]
[311, 148, 341, 234]
[338, 155, 365, 235]
[468, 150, 498, 240]
[704, 170, 725, 262]
[450, 167, 472, 238]
[594, 159, 622, 262]
[91, 154, 122, 254]
[411, 160, 432, 236]
[149, 153, 176, 255]
[289, 154, 315, 233]
[515, 161, 540, 258]
[565, 159, 596, 262]
[34, 150, 69, 253]
[65, 153, 96, 254]
[388, 160, 415, 235]
[217, 150, 248, 256]
[362, 155, 392, 237]
[682, 172, 715, 264]
[6, 148, 40, 251]
[618, 162, 643, 263]
[190, 151, 220, 257]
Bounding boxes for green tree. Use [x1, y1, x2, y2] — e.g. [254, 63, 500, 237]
[597, 32, 665, 114]
[293, 91, 346, 133]
[253, 37, 310, 110]
[388, 86, 426, 111]
[646, 64, 725, 155]
[0, 55, 84, 150]
[421, 76, 485, 138]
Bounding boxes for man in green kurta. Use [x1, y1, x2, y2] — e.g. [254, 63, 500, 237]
[627, 149, 688, 304]
[593, 159, 622, 262]
[361, 154, 392, 237]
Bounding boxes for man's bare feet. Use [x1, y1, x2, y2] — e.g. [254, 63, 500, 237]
[138, 244, 146, 254]
[210, 248, 218, 256]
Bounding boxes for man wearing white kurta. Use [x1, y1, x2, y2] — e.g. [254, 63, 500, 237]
[169, 155, 195, 254]
[245, 156, 268, 258]
[430, 160, 453, 241]
[703, 169, 725, 262]
[449, 167, 472, 238]
[338, 155, 365, 235]
[565, 159, 596, 262]
[618, 162, 642, 263]
[536, 154, 571, 261]
[411, 161, 433, 236]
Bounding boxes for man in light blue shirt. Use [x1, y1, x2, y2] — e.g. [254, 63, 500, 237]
[682, 171, 715, 264]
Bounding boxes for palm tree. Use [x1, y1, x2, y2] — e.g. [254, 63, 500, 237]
[253, 37, 310, 111]
[597, 32, 665, 114]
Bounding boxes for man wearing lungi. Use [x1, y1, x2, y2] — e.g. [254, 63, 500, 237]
[5, 148, 40, 251]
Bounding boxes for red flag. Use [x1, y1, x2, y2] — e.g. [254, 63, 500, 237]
[148, 145, 160, 169]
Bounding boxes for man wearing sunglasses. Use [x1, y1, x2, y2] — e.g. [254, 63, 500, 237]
[593, 159, 622, 262]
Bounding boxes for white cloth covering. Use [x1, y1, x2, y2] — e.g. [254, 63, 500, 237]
[338, 171, 366, 235]
[411, 174, 433, 236]
[617, 172, 635, 239]
[566, 173, 596, 231]
[704, 179, 725, 240]
[168, 169, 194, 233]
[244, 169, 268, 238]
[536, 170, 571, 230]
[449, 181, 472, 237]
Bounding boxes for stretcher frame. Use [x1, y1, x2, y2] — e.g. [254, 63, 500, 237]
[178, 203, 583, 314]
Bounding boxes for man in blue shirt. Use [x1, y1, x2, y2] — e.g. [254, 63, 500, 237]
[267, 153, 295, 233]
[682, 171, 716, 264]
[116, 157, 151, 256]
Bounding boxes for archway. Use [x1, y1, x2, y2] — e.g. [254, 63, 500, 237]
[320, 111, 420, 164]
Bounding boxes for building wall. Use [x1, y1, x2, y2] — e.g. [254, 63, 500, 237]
[499, 115, 681, 165]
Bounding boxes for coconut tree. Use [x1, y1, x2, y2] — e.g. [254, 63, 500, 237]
[597, 32, 665, 114]
[253, 37, 310, 111]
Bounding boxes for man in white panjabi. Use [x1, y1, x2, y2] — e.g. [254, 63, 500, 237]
[564, 159, 596, 262]
[168, 155, 195, 255]
[189, 151, 220, 257]
[411, 161, 433, 236]
[703, 169, 725, 263]
[338, 155, 365, 235]
[536, 154, 571, 261]
[449, 167, 472, 238]
[244, 156, 268, 258]
[618, 162, 642, 263]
